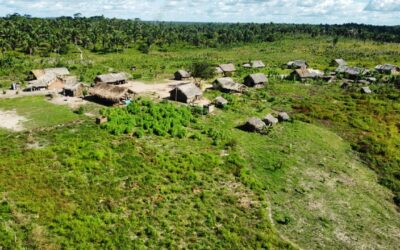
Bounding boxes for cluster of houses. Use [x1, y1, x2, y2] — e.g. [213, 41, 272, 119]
[242, 112, 291, 132]
[21, 58, 399, 108]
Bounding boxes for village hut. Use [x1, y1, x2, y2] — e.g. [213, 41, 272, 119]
[214, 77, 243, 93]
[251, 60, 266, 68]
[242, 63, 251, 68]
[263, 114, 279, 126]
[336, 66, 366, 80]
[170, 83, 203, 103]
[340, 82, 351, 89]
[361, 87, 372, 94]
[218, 64, 236, 76]
[244, 73, 268, 87]
[331, 59, 347, 67]
[287, 60, 308, 69]
[64, 82, 84, 97]
[242, 117, 266, 132]
[375, 64, 400, 75]
[278, 112, 291, 122]
[214, 96, 228, 108]
[94, 72, 128, 85]
[289, 68, 324, 81]
[26, 67, 71, 91]
[215, 67, 224, 75]
[90, 83, 134, 104]
[174, 70, 191, 80]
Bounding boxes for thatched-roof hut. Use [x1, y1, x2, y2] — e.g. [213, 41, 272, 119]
[336, 66, 366, 80]
[214, 77, 243, 93]
[289, 68, 324, 81]
[287, 60, 308, 69]
[214, 96, 228, 108]
[242, 117, 266, 132]
[244, 73, 268, 87]
[263, 114, 279, 126]
[64, 82, 84, 97]
[174, 70, 191, 80]
[90, 83, 134, 104]
[331, 59, 347, 67]
[375, 64, 400, 75]
[30, 67, 70, 79]
[251, 60, 265, 68]
[26, 67, 70, 91]
[278, 112, 290, 122]
[94, 73, 128, 85]
[218, 64, 236, 76]
[170, 83, 203, 103]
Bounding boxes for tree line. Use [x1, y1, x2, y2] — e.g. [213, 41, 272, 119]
[1, 13, 399, 55]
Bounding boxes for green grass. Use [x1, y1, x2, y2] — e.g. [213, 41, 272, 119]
[1, 37, 400, 249]
[0, 96, 79, 129]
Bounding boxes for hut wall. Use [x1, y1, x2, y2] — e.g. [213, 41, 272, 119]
[48, 78, 65, 91]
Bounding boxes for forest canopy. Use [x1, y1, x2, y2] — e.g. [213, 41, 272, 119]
[1, 13, 400, 55]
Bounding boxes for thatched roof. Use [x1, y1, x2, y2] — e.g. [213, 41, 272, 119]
[64, 82, 83, 91]
[214, 96, 228, 106]
[243, 63, 251, 68]
[336, 66, 365, 76]
[292, 68, 324, 79]
[243, 117, 266, 132]
[375, 64, 400, 74]
[171, 83, 202, 99]
[215, 67, 224, 73]
[90, 83, 133, 103]
[287, 60, 308, 69]
[263, 114, 279, 126]
[31, 67, 70, 79]
[95, 72, 128, 83]
[175, 70, 191, 78]
[27, 73, 58, 88]
[278, 112, 290, 122]
[331, 59, 347, 66]
[214, 77, 243, 92]
[246, 73, 268, 84]
[251, 60, 265, 68]
[219, 64, 236, 72]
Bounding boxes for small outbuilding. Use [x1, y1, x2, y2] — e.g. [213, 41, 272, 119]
[278, 112, 290, 122]
[94, 72, 128, 85]
[90, 83, 134, 105]
[174, 70, 191, 80]
[244, 73, 268, 87]
[251, 60, 266, 68]
[64, 82, 84, 97]
[361, 87, 372, 94]
[170, 83, 203, 103]
[287, 60, 308, 69]
[218, 64, 236, 76]
[242, 117, 266, 132]
[289, 68, 324, 81]
[214, 77, 243, 93]
[214, 96, 228, 108]
[263, 114, 279, 126]
[375, 64, 400, 75]
[336, 66, 366, 80]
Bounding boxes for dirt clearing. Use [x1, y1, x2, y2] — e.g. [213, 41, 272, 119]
[0, 109, 28, 131]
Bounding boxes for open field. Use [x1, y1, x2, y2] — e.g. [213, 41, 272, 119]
[1, 36, 400, 249]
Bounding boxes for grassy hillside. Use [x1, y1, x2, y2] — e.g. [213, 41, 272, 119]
[1, 36, 400, 248]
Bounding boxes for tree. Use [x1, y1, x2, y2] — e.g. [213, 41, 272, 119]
[189, 61, 215, 80]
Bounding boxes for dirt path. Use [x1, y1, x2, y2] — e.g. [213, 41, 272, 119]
[0, 89, 53, 99]
[0, 110, 28, 131]
[265, 193, 303, 249]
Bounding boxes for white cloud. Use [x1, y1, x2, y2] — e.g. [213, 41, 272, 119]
[0, 0, 398, 25]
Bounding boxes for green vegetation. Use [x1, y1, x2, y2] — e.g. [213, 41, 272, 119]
[1, 29, 400, 248]
[100, 99, 195, 137]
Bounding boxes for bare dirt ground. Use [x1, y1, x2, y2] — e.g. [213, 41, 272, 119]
[122, 79, 191, 99]
[0, 89, 53, 99]
[0, 109, 28, 131]
[48, 96, 88, 109]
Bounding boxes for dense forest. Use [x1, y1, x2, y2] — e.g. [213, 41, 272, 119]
[0, 13, 400, 55]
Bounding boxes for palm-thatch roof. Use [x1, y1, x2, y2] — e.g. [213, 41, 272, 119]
[27, 73, 58, 89]
[172, 83, 202, 99]
[214, 96, 228, 107]
[291, 68, 324, 79]
[219, 64, 236, 73]
[375, 64, 400, 74]
[214, 77, 243, 92]
[242, 117, 266, 132]
[95, 72, 128, 84]
[31, 67, 70, 79]
[251, 60, 265, 68]
[175, 70, 191, 79]
[244, 73, 268, 86]
[90, 83, 134, 103]
[287, 60, 308, 69]
[336, 66, 366, 77]
[361, 87, 372, 94]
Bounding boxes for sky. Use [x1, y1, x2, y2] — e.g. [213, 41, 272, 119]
[0, 0, 399, 25]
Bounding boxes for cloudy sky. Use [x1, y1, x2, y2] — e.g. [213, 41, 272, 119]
[0, 0, 399, 25]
